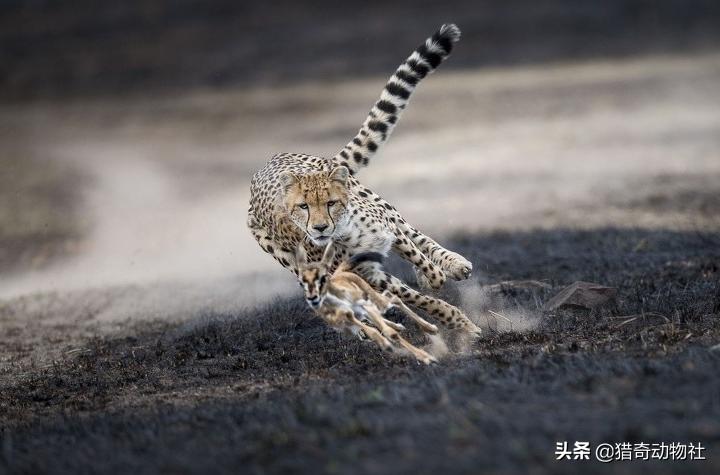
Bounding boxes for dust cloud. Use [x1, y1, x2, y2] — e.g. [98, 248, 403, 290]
[422, 277, 543, 359]
[457, 278, 543, 335]
[420, 277, 544, 357]
[457, 277, 542, 333]
[0, 151, 296, 317]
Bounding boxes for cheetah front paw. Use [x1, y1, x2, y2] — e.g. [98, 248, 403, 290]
[442, 252, 473, 281]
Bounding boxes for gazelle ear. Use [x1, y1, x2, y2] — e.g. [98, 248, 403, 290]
[295, 244, 308, 266]
[279, 171, 299, 192]
[321, 241, 335, 267]
[328, 166, 349, 185]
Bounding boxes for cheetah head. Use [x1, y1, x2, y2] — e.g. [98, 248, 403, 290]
[279, 166, 350, 245]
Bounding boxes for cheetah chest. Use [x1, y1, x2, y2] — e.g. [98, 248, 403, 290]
[334, 206, 395, 255]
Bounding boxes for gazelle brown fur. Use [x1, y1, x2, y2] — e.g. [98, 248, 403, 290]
[296, 242, 438, 364]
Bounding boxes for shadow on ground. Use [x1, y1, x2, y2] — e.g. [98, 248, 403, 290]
[1, 227, 719, 474]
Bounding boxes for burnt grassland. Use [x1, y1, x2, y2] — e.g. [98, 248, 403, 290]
[1, 225, 718, 475]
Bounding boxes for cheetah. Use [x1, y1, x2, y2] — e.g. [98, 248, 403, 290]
[296, 242, 438, 364]
[248, 24, 481, 335]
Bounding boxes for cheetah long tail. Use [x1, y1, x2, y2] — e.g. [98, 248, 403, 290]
[332, 24, 461, 175]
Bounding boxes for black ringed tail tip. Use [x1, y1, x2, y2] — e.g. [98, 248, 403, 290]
[332, 24, 462, 175]
[438, 23, 461, 43]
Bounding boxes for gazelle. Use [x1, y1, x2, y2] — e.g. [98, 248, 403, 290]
[296, 242, 439, 364]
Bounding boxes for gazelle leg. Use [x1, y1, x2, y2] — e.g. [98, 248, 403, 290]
[363, 304, 436, 365]
[342, 309, 394, 352]
[352, 264, 482, 336]
[383, 292, 439, 334]
[338, 271, 433, 333]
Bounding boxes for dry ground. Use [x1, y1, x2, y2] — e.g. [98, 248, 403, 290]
[1, 228, 719, 475]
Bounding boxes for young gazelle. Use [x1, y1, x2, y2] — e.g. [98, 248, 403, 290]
[296, 242, 439, 364]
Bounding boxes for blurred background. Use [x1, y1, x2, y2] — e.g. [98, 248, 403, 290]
[1, 0, 719, 300]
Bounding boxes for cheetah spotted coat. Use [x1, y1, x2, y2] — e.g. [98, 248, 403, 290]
[248, 24, 480, 334]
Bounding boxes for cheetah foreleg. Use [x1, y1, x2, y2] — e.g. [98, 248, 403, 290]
[392, 230, 447, 289]
[395, 219, 472, 281]
[247, 213, 298, 274]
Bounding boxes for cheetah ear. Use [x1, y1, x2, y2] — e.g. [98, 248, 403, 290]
[321, 241, 335, 267]
[279, 171, 299, 192]
[329, 166, 349, 185]
[295, 244, 308, 267]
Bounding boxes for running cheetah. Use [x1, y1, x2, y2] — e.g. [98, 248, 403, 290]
[248, 24, 480, 334]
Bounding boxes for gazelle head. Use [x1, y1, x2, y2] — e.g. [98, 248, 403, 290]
[295, 241, 336, 309]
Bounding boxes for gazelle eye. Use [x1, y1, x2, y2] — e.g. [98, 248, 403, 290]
[327, 201, 336, 207]
[298, 203, 308, 210]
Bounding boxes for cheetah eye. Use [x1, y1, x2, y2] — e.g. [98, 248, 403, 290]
[298, 203, 308, 210]
[319, 275, 327, 285]
[327, 200, 336, 207]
